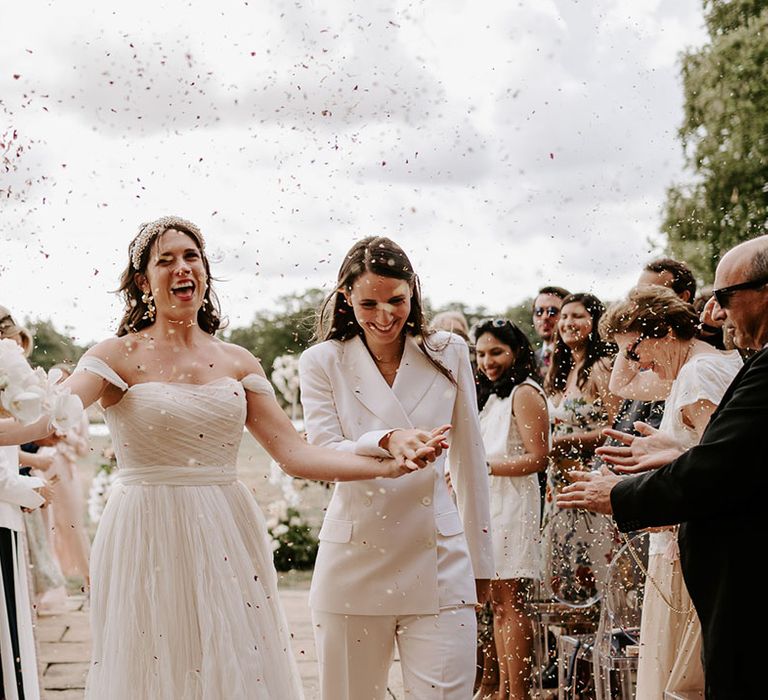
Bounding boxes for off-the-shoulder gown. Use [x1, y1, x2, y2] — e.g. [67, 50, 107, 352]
[77, 356, 304, 700]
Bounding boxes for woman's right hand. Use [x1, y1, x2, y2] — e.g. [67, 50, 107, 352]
[380, 425, 451, 472]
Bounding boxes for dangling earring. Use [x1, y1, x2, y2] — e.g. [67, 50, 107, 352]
[141, 292, 156, 321]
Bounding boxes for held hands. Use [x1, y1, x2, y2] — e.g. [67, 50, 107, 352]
[380, 425, 451, 473]
[556, 467, 620, 514]
[596, 421, 684, 474]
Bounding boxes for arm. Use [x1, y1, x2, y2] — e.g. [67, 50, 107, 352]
[18, 449, 54, 471]
[0, 348, 110, 446]
[0, 449, 45, 510]
[489, 385, 549, 477]
[245, 386, 409, 481]
[608, 344, 673, 401]
[447, 341, 494, 580]
[610, 351, 764, 529]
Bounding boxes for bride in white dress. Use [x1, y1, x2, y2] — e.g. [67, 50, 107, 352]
[0, 216, 440, 700]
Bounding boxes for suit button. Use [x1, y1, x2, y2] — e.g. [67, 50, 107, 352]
[363, 497, 373, 507]
[425, 539, 435, 549]
[421, 496, 432, 506]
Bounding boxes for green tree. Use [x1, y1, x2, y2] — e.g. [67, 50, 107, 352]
[26, 319, 86, 371]
[663, 0, 768, 280]
[226, 288, 326, 379]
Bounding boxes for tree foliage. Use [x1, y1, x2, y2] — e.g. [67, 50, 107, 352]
[26, 319, 86, 371]
[226, 288, 326, 378]
[663, 0, 768, 280]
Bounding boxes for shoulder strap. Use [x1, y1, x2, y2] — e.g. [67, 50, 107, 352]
[241, 373, 276, 398]
[75, 356, 129, 391]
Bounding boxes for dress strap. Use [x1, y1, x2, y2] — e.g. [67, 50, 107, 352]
[241, 373, 276, 398]
[75, 356, 130, 391]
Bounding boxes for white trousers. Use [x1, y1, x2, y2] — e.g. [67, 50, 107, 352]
[313, 605, 477, 700]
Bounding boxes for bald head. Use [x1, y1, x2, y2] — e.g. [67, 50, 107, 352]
[713, 234, 768, 349]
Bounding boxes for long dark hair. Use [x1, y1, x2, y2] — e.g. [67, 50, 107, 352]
[315, 236, 454, 384]
[544, 293, 616, 395]
[474, 319, 539, 411]
[115, 219, 224, 337]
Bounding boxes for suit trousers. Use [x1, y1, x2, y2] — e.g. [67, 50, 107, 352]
[313, 605, 477, 700]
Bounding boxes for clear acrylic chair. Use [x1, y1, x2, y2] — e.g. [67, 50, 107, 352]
[591, 531, 649, 700]
[530, 508, 617, 698]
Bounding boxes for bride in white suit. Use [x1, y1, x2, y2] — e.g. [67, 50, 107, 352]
[299, 236, 494, 700]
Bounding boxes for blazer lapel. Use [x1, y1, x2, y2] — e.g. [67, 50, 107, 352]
[340, 336, 413, 429]
[393, 335, 442, 416]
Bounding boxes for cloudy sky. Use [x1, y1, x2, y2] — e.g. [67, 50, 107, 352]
[1, 0, 707, 344]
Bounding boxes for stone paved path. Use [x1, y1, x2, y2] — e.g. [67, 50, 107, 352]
[37, 587, 406, 699]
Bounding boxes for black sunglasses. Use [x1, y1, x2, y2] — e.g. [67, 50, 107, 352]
[533, 306, 560, 318]
[713, 274, 768, 309]
[625, 336, 644, 362]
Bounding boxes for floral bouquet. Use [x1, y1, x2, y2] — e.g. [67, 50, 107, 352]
[0, 338, 83, 431]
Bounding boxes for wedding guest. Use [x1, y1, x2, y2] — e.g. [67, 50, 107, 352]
[432, 310, 471, 343]
[39, 364, 91, 585]
[599, 286, 742, 697]
[557, 235, 768, 698]
[1, 217, 426, 700]
[473, 319, 549, 700]
[300, 236, 493, 700]
[532, 287, 570, 372]
[638, 258, 697, 303]
[0, 309, 44, 699]
[542, 293, 620, 599]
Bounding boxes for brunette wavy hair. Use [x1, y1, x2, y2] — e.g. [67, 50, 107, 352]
[315, 236, 454, 384]
[115, 220, 223, 337]
[473, 319, 539, 411]
[544, 293, 616, 395]
[600, 286, 699, 342]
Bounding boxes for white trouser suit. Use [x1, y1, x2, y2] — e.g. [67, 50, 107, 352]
[299, 332, 494, 700]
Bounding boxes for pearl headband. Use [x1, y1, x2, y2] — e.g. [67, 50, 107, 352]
[130, 216, 205, 270]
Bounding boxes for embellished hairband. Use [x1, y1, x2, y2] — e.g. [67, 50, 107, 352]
[130, 215, 205, 270]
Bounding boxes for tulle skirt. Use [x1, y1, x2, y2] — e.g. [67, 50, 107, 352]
[85, 467, 304, 700]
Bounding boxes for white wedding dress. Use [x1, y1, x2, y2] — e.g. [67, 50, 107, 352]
[77, 356, 304, 700]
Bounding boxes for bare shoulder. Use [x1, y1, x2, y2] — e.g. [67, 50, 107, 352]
[84, 335, 143, 367]
[216, 338, 267, 379]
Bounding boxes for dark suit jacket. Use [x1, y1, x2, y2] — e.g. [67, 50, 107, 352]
[611, 348, 766, 699]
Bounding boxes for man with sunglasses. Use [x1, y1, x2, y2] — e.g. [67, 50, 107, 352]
[557, 235, 768, 698]
[531, 286, 570, 372]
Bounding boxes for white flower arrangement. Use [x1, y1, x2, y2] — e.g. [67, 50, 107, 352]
[0, 338, 84, 432]
[271, 354, 300, 420]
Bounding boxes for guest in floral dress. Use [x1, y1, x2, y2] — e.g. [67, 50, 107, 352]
[542, 293, 621, 603]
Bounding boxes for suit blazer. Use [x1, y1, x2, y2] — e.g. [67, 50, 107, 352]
[611, 348, 766, 698]
[299, 331, 494, 615]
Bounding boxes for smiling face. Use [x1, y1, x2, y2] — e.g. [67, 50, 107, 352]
[136, 229, 208, 321]
[557, 301, 593, 350]
[612, 331, 679, 379]
[476, 332, 515, 382]
[345, 272, 412, 350]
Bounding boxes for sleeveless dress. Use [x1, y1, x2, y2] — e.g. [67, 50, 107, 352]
[77, 356, 304, 700]
[481, 379, 546, 580]
[542, 364, 615, 604]
[636, 350, 742, 698]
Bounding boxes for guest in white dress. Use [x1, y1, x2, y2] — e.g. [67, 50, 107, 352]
[473, 319, 550, 700]
[0, 310, 44, 700]
[599, 286, 742, 697]
[0, 216, 433, 700]
[300, 237, 494, 700]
